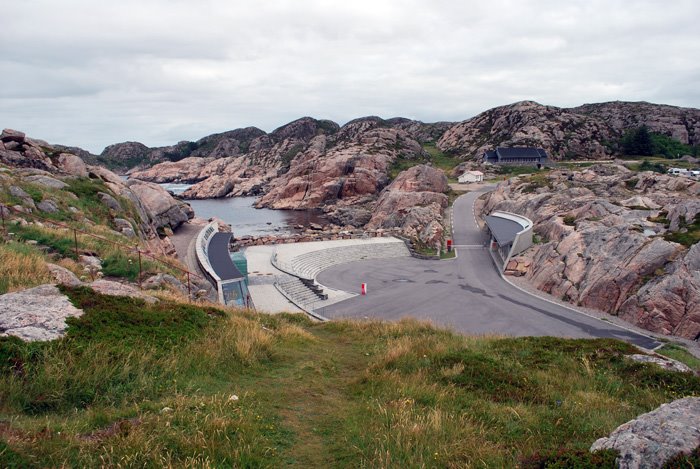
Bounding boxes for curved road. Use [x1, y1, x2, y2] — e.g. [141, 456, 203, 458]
[317, 188, 660, 349]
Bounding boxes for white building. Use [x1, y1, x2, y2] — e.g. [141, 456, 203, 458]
[458, 170, 484, 183]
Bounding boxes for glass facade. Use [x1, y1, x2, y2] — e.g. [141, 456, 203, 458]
[221, 280, 250, 307]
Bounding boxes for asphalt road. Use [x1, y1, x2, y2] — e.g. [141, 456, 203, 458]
[317, 188, 660, 349]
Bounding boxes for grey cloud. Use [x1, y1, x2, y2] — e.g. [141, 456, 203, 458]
[0, 0, 699, 153]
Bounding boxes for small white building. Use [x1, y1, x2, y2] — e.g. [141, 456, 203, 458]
[458, 170, 484, 183]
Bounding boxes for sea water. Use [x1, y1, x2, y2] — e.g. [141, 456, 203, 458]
[160, 183, 327, 237]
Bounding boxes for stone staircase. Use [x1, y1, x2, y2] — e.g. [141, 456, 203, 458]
[276, 277, 328, 308]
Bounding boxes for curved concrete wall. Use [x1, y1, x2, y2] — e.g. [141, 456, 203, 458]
[489, 210, 534, 269]
[195, 221, 223, 302]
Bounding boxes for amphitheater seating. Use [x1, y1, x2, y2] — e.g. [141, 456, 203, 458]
[286, 241, 410, 280]
[274, 240, 410, 309]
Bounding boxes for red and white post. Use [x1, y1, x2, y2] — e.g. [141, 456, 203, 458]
[361, 283, 367, 295]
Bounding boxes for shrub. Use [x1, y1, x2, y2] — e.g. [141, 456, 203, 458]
[664, 214, 700, 247]
[563, 215, 577, 226]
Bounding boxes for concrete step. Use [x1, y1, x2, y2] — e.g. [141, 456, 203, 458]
[286, 241, 410, 280]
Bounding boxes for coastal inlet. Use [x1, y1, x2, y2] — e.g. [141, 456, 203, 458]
[160, 183, 328, 237]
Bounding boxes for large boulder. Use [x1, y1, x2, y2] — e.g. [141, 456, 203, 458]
[125, 179, 194, 230]
[46, 263, 83, 287]
[24, 174, 68, 189]
[590, 397, 700, 469]
[89, 279, 158, 303]
[0, 284, 83, 342]
[37, 199, 59, 213]
[57, 152, 88, 177]
[0, 129, 26, 143]
[98, 191, 122, 212]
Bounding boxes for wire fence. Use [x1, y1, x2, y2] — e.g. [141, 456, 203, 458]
[0, 203, 206, 300]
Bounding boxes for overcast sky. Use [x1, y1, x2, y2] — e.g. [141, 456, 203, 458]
[1, 0, 699, 153]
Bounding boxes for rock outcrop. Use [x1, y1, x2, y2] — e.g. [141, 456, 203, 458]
[257, 118, 424, 210]
[126, 179, 194, 230]
[367, 165, 449, 246]
[0, 129, 58, 171]
[482, 165, 700, 340]
[626, 354, 693, 373]
[0, 128, 193, 257]
[127, 117, 441, 206]
[105, 127, 268, 172]
[590, 397, 700, 469]
[88, 279, 158, 303]
[438, 100, 700, 160]
[128, 156, 214, 183]
[573, 101, 700, 146]
[0, 284, 83, 342]
[100, 141, 151, 167]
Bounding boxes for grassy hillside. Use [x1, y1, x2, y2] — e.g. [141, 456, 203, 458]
[0, 167, 188, 294]
[390, 143, 462, 180]
[1, 288, 698, 467]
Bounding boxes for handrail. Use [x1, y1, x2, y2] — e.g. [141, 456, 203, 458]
[195, 221, 221, 283]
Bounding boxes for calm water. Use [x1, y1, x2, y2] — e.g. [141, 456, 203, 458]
[161, 183, 328, 237]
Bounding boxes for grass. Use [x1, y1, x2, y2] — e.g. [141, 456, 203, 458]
[11, 223, 79, 259]
[622, 158, 696, 174]
[496, 165, 547, 177]
[389, 143, 462, 179]
[664, 213, 700, 247]
[7, 218, 187, 284]
[0, 242, 52, 294]
[63, 177, 114, 225]
[414, 243, 457, 259]
[101, 250, 168, 282]
[519, 172, 554, 193]
[656, 343, 700, 372]
[563, 215, 577, 227]
[1, 289, 699, 467]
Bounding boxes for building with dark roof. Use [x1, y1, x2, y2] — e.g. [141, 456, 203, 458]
[484, 147, 548, 166]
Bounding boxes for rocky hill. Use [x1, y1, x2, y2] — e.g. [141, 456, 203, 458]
[438, 100, 700, 160]
[125, 101, 699, 203]
[131, 117, 452, 243]
[0, 128, 198, 303]
[480, 164, 700, 341]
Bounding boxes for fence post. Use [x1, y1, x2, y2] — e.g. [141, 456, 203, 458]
[73, 229, 78, 259]
[1, 204, 5, 236]
[187, 271, 191, 301]
[137, 249, 142, 289]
